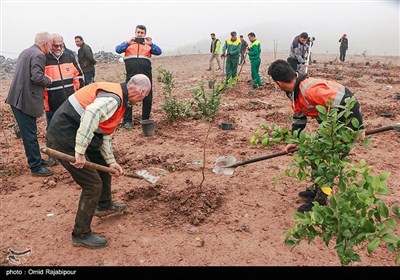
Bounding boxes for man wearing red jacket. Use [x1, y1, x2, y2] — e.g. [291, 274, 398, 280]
[268, 59, 365, 213]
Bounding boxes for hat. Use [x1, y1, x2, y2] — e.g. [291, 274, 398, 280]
[210, 33, 215, 36]
[343, 34, 347, 37]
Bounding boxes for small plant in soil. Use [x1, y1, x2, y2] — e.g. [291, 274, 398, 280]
[191, 82, 222, 122]
[250, 98, 400, 265]
[158, 67, 192, 123]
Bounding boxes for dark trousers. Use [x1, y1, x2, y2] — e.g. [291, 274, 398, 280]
[240, 52, 246, 64]
[123, 59, 153, 123]
[123, 88, 153, 122]
[48, 141, 112, 238]
[45, 111, 55, 132]
[84, 70, 95, 85]
[11, 105, 44, 173]
[340, 48, 347, 62]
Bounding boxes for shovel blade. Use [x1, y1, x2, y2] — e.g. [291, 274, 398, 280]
[135, 170, 159, 184]
[213, 156, 237, 175]
[122, 170, 160, 184]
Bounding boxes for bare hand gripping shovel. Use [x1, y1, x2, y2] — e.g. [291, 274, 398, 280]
[41, 147, 159, 184]
[213, 124, 400, 175]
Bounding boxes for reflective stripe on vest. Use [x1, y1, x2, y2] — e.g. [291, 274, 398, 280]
[124, 43, 152, 60]
[70, 82, 126, 134]
[44, 59, 81, 111]
[295, 78, 346, 117]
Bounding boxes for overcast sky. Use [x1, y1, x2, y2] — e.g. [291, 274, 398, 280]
[0, 0, 399, 58]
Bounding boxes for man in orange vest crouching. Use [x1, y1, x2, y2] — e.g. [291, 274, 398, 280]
[46, 74, 151, 249]
[268, 60, 365, 213]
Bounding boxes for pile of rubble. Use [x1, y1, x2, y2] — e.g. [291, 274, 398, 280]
[0, 51, 122, 80]
[0, 55, 17, 80]
[94, 51, 122, 64]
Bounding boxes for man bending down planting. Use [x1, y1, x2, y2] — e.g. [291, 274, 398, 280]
[47, 74, 151, 248]
[267, 59, 365, 213]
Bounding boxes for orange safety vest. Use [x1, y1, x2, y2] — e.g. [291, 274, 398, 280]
[293, 78, 346, 117]
[73, 82, 126, 134]
[124, 42, 152, 60]
[44, 54, 81, 111]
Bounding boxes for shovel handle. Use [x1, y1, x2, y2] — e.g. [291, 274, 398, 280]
[40, 147, 117, 174]
[224, 150, 288, 168]
[365, 125, 394, 135]
[224, 125, 396, 169]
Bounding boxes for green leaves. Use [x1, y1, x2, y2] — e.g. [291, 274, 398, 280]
[276, 99, 400, 266]
[367, 238, 380, 254]
[249, 124, 291, 148]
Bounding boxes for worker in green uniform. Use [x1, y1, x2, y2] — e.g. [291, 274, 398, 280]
[246, 32, 263, 89]
[221, 31, 241, 81]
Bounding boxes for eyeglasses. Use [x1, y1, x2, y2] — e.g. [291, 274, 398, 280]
[52, 44, 64, 49]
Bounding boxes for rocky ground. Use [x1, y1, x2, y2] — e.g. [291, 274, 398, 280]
[1, 52, 399, 267]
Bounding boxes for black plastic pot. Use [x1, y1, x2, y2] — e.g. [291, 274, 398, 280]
[221, 122, 233, 130]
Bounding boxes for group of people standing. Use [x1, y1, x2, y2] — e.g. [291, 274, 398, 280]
[209, 31, 263, 89]
[208, 31, 348, 89]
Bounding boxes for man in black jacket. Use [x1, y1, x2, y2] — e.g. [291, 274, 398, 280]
[339, 34, 349, 62]
[75, 35, 97, 85]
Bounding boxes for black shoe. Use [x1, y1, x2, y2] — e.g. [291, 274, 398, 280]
[298, 189, 316, 201]
[31, 167, 54, 177]
[297, 202, 314, 213]
[297, 200, 327, 213]
[42, 158, 58, 167]
[95, 201, 127, 217]
[72, 233, 107, 249]
[123, 122, 133, 130]
[46, 157, 59, 166]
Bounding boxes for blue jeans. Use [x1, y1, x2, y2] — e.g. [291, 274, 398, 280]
[84, 70, 95, 85]
[11, 106, 44, 172]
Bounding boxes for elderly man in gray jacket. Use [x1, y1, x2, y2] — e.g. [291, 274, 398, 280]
[5, 32, 55, 177]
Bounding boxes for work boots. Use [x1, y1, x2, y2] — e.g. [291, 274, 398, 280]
[298, 189, 317, 202]
[72, 233, 108, 249]
[94, 201, 126, 217]
[297, 187, 328, 213]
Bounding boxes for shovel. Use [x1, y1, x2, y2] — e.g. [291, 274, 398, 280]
[213, 124, 400, 175]
[40, 147, 159, 184]
[238, 52, 248, 77]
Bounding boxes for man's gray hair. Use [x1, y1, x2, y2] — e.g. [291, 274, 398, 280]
[51, 33, 64, 42]
[35, 32, 52, 45]
[128, 74, 151, 91]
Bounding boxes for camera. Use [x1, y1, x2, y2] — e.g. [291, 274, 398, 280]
[134, 37, 145, 44]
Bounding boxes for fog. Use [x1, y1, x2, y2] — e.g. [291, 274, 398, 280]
[1, 0, 399, 58]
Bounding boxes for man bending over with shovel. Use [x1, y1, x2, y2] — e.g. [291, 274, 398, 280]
[267, 59, 365, 213]
[47, 74, 151, 248]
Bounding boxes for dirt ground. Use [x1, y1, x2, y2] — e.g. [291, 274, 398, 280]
[1, 52, 399, 267]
